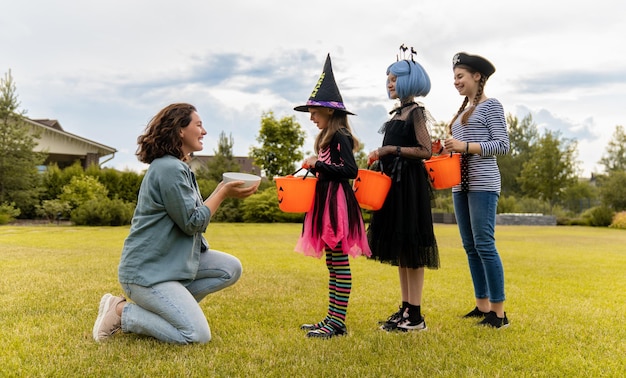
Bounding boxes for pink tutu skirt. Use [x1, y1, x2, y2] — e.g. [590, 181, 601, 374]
[295, 186, 371, 259]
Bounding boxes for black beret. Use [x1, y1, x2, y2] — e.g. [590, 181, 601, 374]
[452, 52, 496, 78]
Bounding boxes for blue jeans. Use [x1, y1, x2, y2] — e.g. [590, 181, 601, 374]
[453, 191, 505, 303]
[120, 249, 242, 344]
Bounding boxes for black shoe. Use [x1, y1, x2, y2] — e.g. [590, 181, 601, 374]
[305, 323, 347, 339]
[463, 306, 489, 318]
[378, 306, 405, 330]
[300, 319, 328, 331]
[478, 311, 509, 329]
[396, 316, 427, 332]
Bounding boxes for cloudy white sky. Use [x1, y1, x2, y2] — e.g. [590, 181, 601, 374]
[2, 0, 624, 176]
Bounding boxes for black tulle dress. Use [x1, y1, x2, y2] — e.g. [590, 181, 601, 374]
[367, 105, 440, 269]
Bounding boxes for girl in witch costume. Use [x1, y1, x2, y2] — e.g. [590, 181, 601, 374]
[367, 48, 440, 332]
[294, 54, 371, 339]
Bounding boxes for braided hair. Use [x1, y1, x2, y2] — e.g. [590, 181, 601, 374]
[447, 65, 487, 133]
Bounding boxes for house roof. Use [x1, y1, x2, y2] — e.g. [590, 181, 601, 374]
[27, 118, 117, 156]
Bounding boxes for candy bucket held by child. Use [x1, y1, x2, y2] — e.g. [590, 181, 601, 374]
[274, 169, 318, 213]
[352, 169, 391, 210]
[424, 153, 461, 189]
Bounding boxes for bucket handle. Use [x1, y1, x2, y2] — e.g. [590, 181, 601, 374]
[292, 166, 314, 180]
[367, 160, 387, 173]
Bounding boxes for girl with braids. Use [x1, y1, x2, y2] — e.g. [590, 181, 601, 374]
[294, 54, 371, 339]
[367, 50, 440, 332]
[93, 103, 258, 343]
[442, 52, 511, 328]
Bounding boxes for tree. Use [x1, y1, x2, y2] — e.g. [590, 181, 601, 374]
[518, 130, 579, 213]
[197, 131, 240, 182]
[561, 180, 598, 214]
[0, 69, 46, 217]
[249, 111, 306, 180]
[498, 113, 539, 196]
[430, 120, 450, 141]
[40, 161, 85, 202]
[598, 171, 626, 211]
[598, 125, 626, 173]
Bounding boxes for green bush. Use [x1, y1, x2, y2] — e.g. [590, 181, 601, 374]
[40, 162, 85, 201]
[609, 211, 626, 230]
[37, 199, 72, 222]
[241, 188, 281, 222]
[559, 217, 589, 226]
[516, 196, 550, 214]
[86, 166, 143, 203]
[581, 206, 615, 227]
[197, 178, 219, 200]
[431, 189, 454, 213]
[0, 202, 21, 225]
[497, 195, 520, 214]
[59, 176, 109, 210]
[71, 198, 134, 226]
[242, 186, 303, 223]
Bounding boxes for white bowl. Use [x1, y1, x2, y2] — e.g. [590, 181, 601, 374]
[222, 172, 261, 188]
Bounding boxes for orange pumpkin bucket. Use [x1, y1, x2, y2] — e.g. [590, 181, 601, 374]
[352, 169, 392, 210]
[274, 172, 318, 213]
[424, 153, 461, 189]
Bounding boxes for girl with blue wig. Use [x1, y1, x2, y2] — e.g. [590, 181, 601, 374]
[367, 50, 440, 332]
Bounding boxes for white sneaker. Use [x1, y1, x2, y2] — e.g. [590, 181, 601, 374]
[93, 293, 125, 342]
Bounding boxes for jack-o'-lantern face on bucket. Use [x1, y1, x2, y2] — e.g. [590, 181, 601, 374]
[274, 176, 318, 213]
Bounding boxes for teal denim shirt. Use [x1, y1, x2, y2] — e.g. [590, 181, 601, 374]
[118, 155, 211, 286]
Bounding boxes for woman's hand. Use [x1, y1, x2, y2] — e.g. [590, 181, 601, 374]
[204, 180, 259, 213]
[221, 180, 259, 199]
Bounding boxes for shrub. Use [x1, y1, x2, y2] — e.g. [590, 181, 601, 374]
[609, 211, 626, 230]
[497, 195, 520, 214]
[0, 202, 21, 225]
[517, 196, 550, 214]
[581, 206, 615, 227]
[37, 199, 71, 222]
[241, 187, 303, 223]
[87, 166, 143, 203]
[431, 189, 454, 213]
[241, 188, 282, 222]
[197, 178, 219, 200]
[40, 162, 85, 201]
[71, 198, 134, 226]
[59, 176, 109, 210]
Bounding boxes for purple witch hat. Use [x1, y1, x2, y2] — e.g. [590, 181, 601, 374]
[294, 54, 355, 115]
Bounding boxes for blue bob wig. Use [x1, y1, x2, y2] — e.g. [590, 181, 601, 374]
[386, 59, 431, 100]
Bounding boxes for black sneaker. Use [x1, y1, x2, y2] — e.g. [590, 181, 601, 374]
[300, 318, 329, 331]
[378, 306, 405, 331]
[396, 316, 427, 332]
[305, 323, 347, 339]
[463, 306, 489, 318]
[478, 311, 509, 329]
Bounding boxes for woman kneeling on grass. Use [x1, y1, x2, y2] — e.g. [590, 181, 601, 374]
[93, 103, 258, 344]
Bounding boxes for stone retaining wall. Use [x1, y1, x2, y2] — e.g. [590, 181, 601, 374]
[496, 213, 557, 226]
[433, 212, 557, 226]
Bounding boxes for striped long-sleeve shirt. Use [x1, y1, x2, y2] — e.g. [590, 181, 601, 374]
[451, 98, 510, 193]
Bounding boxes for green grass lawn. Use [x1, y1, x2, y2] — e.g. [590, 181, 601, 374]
[1, 223, 625, 377]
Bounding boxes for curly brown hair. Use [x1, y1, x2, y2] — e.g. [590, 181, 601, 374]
[136, 103, 197, 164]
